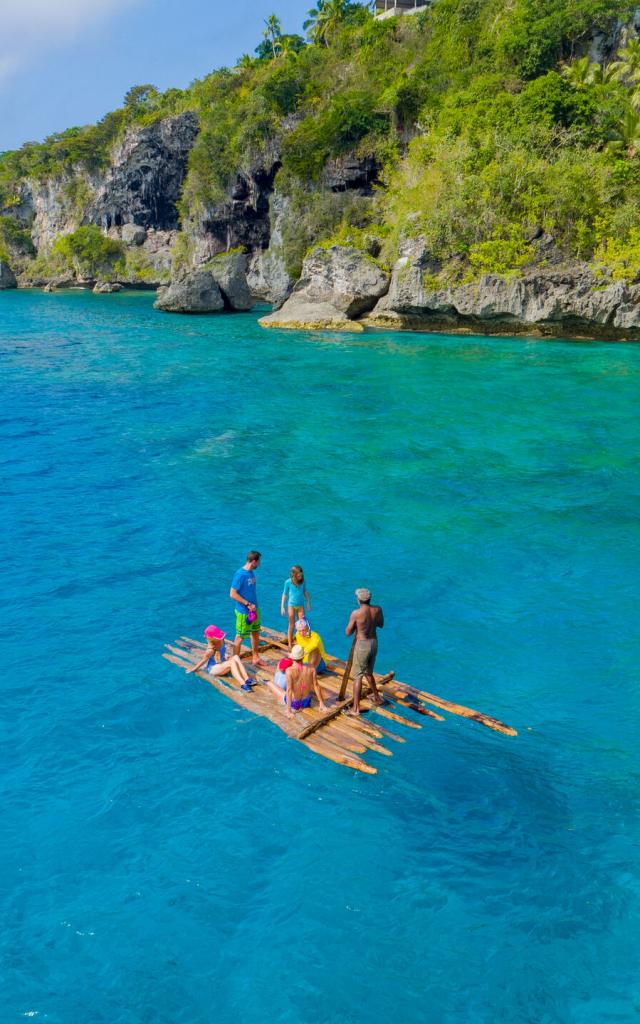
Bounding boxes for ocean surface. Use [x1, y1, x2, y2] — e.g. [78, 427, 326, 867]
[1, 289, 639, 1024]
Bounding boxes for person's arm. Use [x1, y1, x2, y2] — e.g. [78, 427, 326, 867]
[305, 588, 311, 611]
[285, 673, 294, 717]
[345, 611, 356, 637]
[187, 652, 209, 674]
[377, 606, 384, 628]
[313, 673, 327, 711]
[281, 580, 288, 616]
[230, 586, 255, 611]
[318, 634, 328, 663]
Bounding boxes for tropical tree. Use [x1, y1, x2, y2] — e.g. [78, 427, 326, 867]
[262, 13, 283, 59]
[607, 39, 640, 85]
[605, 106, 640, 157]
[561, 56, 604, 87]
[304, 0, 353, 47]
[235, 53, 256, 70]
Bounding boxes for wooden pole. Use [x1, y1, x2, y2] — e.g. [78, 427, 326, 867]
[337, 635, 357, 701]
[298, 670, 397, 741]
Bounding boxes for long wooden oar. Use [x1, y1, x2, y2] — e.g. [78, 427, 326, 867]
[337, 635, 357, 701]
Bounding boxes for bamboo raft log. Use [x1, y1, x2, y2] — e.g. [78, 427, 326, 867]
[163, 626, 517, 775]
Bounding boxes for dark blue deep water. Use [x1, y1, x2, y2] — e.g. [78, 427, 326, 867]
[1, 289, 639, 1024]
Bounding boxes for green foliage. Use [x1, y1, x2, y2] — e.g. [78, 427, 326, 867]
[8, 0, 640, 281]
[114, 247, 166, 284]
[0, 215, 35, 264]
[170, 233, 195, 276]
[51, 226, 124, 279]
[594, 225, 640, 280]
[278, 186, 374, 277]
[467, 231, 535, 277]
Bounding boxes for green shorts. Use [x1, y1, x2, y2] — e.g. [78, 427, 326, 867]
[235, 608, 261, 638]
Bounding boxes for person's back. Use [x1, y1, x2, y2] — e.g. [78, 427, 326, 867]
[289, 663, 313, 702]
[352, 603, 383, 640]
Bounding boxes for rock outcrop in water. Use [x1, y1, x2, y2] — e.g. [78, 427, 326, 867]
[260, 245, 389, 331]
[155, 270, 224, 313]
[207, 252, 254, 311]
[363, 238, 640, 340]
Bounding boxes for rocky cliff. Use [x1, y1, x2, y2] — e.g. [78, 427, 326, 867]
[362, 239, 640, 340]
[258, 238, 640, 341]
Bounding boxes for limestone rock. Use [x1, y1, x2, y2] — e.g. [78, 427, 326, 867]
[93, 281, 123, 293]
[366, 237, 640, 340]
[0, 261, 17, 289]
[92, 113, 199, 231]
[259, 295, 363, 332]
[208, 252, 253, 311]
[261, 245, 389, 330]
[121, 223, 147, 246]
[247, 248, 293, 308]
[296, 246, 389, 317]
[246, 191, 295, 307]
[154, 270, 224, 313]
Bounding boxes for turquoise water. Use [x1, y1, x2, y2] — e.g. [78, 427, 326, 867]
[1, 289, 639, 1024]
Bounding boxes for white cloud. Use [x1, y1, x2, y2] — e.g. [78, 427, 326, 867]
[0, 0, 141, 87]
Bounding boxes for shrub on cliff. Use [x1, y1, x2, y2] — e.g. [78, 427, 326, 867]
[51, 227, 124, 280]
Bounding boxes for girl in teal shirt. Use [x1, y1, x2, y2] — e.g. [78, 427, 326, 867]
[281, 565, 311, 646]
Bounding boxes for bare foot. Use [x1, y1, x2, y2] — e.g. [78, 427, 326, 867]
[346, 708, 361, 717]
[370, 695, 384, 706]
[252, 657, 268, 668]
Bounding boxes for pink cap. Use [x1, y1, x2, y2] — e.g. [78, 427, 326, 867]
[204, 625, 225, 640]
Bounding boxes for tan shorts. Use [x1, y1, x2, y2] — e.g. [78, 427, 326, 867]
[353, 638, 378, 677]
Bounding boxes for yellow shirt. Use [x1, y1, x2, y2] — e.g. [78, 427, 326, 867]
[295, 630, 328, 665]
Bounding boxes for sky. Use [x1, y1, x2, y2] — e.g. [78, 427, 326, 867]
[0, 0, 313, 151]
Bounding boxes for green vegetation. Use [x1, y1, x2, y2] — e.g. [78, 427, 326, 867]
[114, 247, 167, 284]
[0, 215, 34, 265]
[51, 226, 123, 280]
[7, 0, 640, 282]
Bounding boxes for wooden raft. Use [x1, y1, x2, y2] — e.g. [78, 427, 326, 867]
[163, 625, 517, 775]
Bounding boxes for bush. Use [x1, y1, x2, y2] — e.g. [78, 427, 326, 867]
[594, 225, 640, 281]
[467, 231, 534, 276]
[51, 226, 123, 279]
[277, 184, 374, 277]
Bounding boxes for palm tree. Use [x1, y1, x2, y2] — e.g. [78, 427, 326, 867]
[606, 38, 640, 85]
[561, 56, 603, 87]
[304, 0, 351, 46]
[605, 106, 640, 157]
[235, 53, 255, 70]
[263, 13, 283, 59]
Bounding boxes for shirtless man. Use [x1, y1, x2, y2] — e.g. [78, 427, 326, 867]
[345, 588, 384, 715]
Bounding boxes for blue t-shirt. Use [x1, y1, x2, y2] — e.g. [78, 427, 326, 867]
[231, 567, 258, 613]
[283, 579, 306, 607]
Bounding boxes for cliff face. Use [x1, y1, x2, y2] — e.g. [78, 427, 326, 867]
[1, 108, 378, 301]
[90, 112, 199, 232]
[7, 113, 199, 253]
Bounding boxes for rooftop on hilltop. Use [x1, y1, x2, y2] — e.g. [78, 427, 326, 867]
[374, 0, 430, 18]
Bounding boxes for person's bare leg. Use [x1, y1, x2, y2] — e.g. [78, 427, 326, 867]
[313, 674, 327, 711]
[366, 671, 384, 705]
[233, 634, 242, 657]
[264, 678, 284, 700]
[251, 630, 267, 667]
[348, 674, 363, 715]
[287, 607, 295, 647]
[231, 655, 250, 683]
[228, 659, 248, 687]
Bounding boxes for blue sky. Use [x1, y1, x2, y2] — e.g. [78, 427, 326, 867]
[1, 0, 313, 151]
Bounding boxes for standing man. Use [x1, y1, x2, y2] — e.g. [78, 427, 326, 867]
[230, 550, 266, 667]
[345, 588, 385, 715]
